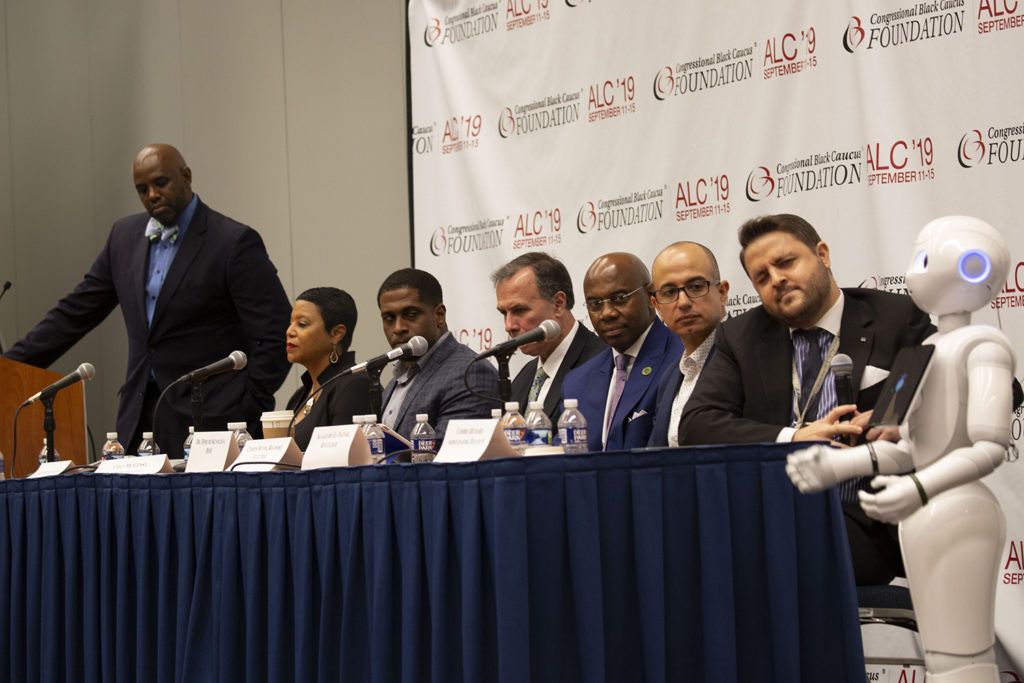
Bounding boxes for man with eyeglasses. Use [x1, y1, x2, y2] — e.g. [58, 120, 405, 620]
[562, 253, 683, 451]
[647, 242, 730, 447]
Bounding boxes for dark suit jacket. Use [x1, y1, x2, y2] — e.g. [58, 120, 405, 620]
[509, 323, 607, 423]
[285, 351, 372, 451]
[648, 345, 718, 447]
[678, 288, 935, 445]
[382, 332, 499, 443]
[5, 199, 292, 455]
[562, 318, 683, 452]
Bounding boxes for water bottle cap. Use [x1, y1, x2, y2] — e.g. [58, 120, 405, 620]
[142, 431, 154, 438]
[188, 426, 195, 433]
[491, 409, 503, 418]
[416, 413, 429, 422]
[528, 401, 543, 410]
[105, 432, 118, 440]
[563, 398, 578, 409]
[504, 402, 520, 411]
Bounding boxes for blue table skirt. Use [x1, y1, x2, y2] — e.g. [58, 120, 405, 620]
[0, 443, 862, 683]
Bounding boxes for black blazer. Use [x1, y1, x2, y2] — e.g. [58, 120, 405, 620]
[285, 351, 372, 451]
[5, 199, 292, 454]
[679, 288, 935, 445]
[509, 324, 607, 423]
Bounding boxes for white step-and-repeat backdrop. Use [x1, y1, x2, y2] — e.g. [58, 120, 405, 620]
[408, 0, 1024, 672]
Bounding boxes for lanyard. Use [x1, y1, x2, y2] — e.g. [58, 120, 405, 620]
[790, 333, 841, 428]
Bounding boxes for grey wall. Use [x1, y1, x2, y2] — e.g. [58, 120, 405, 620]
[0, 0, 410, 453]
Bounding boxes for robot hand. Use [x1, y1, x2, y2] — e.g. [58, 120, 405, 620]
[858, 475, 924, 523]
[786, 444, 842, 493]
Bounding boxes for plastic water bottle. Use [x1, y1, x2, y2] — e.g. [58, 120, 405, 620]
[101, 432, 126, 460]
[410, 413, 436, 463]
[500, 402, 527, 454]
[524, 401, 553, 446]
[137, 432, 159, 457]
[183, 426, 195, 462]
[491, 408, 503, 419]
[557, 398, 589, 454]
[38, 438, 60, 464]
[228, 422, 252, 452]
[364, 416, 386, 463]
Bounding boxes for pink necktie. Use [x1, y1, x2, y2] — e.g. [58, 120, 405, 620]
[606, 353, 630, 433]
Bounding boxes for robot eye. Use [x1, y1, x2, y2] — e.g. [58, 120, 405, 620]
[958, 250, 992, 284]
[913, 250, 928, 272]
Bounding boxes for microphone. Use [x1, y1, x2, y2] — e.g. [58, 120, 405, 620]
[345, 336, 428, 375]
[0, 281, 10, 301]
[23, 362, 95, 405]
[831, 353, 855, 422]
[475, 319, 560, 359]
[177, 350, 247, 383]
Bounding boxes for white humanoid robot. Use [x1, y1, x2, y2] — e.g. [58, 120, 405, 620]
[787, 216, 1016, 683]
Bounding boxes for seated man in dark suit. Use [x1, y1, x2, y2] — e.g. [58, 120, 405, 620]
[679, 213, 935, 584]
[377, 268, 498, 443]
[647, 242, 729, 447]
[491, 252, 606, 423]
[562, 253, 683, 451]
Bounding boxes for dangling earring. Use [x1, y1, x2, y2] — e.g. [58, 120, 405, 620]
[329, 343, 339, 364]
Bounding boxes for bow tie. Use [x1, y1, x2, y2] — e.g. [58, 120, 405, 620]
[145, 222, 179, 243]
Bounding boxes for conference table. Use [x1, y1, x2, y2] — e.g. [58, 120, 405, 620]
[0, 442, 863, 682]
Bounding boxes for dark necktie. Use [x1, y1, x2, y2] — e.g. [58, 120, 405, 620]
[795, 328, 823, 420]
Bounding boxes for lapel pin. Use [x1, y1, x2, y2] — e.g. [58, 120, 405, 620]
[642, 366, 652, 376]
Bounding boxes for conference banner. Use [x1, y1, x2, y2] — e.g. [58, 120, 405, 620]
[408, 0, 1024, 673]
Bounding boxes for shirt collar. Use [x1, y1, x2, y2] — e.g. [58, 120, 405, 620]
[789, 290, 844, 338]
[612, 320, 654, 363]
[393, 330, 450, 380]
[539, 320, 579, 377]
[679, 328, 716, 373]
[145, 193, 199, 238]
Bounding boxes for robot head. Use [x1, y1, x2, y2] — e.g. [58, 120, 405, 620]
[906, 216, 1009, 316]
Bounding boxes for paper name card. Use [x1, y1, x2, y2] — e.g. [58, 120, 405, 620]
[302, 425, 372, 470]
[95, 455, 174, 474]
[230, 437, 302, 472]
[184, 431, 241, 473]
[434, 419, 518, 463]
[28, 460, 74, 478]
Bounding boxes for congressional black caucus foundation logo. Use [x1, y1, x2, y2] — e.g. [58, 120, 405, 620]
[424, 3, 499, 47]
[429, 219, 504, 257]
[498, 90, 581, 138]
[859, 273, 909, 295]
[653, 45, 755, 100]
[746, 147, 863, 202]
[762, 26, 819, 80]
[576, 186, 665, 234]
[958, 122, 1024, 168]
[842, 2, 965, 52]
[675, 173, 731, 222]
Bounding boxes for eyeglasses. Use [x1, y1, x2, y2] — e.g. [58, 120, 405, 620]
[653, 279, 720, 304]
[584, 285, 647, 313]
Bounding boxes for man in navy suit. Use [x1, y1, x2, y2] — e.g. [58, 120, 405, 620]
[378, 268, 498, 442]
[492, 252, 606, 424]
[562, 253, 683, 451]
[647, 242, 729, 447]
[5, 143, 291, 457]
[679, 213, 934, 584]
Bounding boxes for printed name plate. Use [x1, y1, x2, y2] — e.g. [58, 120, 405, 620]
[28, 460, 75, 478]
[302, 425, 371, 470]
[95, 454, 174, 474]
[435, 419, 518, 463]
[184, 431, 241, 473]
[230, 437, 302, 472]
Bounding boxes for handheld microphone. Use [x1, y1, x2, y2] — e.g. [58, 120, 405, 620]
[344, 336, 429, 375]
[475, 319, 560, 360]
[831, 353, 855, 422]
[177, 350, 247, 383]
[23, 362, 96, 405]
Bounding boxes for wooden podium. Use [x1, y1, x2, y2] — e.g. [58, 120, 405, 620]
[0, 358, 88, 478]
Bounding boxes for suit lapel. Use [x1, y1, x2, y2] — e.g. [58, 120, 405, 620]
[395, 334, 453, 427]
[838, 292, 873, 398]
[755, 316, 794, 424]
[129, 220, 151, 330]
[614, 322, 666, 425]
[149, 202, 207, 337]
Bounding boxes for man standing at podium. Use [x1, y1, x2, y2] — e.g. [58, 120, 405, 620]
[4, 143, 291, 458]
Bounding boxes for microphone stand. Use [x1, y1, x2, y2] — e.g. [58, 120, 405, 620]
[367, 366, 384, 420]
[42, 395, 57, 462]
[493, 350, 514, 405]
[189, 380, 206, 431]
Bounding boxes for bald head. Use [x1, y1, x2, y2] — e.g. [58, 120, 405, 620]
[583, 252, 655, 352]
[650, 241, 729, 351]
[652, 242, 720, 282]
[132, 143, 193, 226]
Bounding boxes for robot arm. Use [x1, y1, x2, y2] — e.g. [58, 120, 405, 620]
[786, 439, 914, 493]
[859, 340, 1013, 523]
